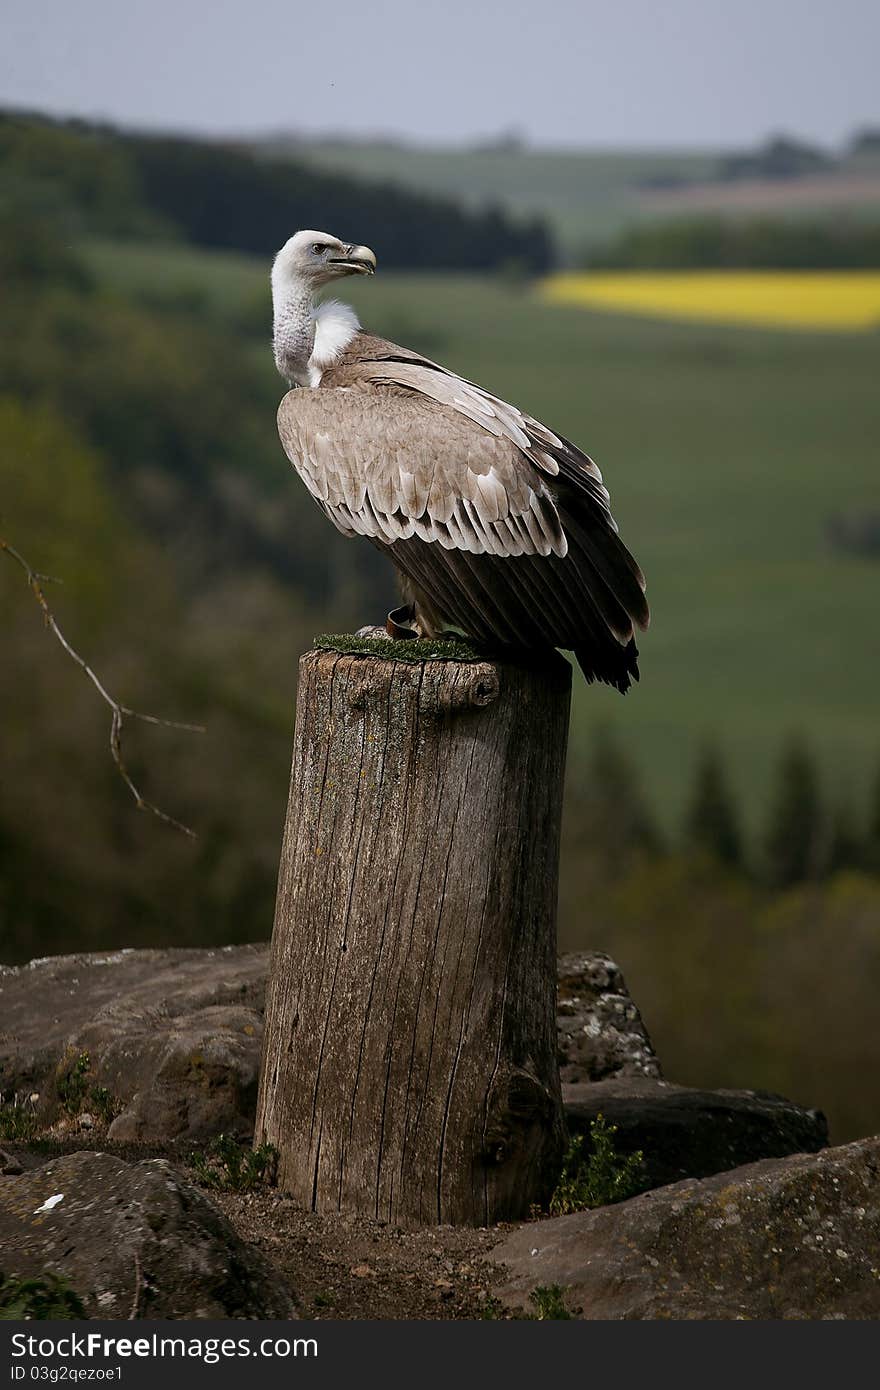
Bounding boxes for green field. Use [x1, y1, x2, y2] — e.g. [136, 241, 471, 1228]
[85, 238, 880, 831]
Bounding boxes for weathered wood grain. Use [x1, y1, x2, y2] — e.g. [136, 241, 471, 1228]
[255, 647, 570, 1227]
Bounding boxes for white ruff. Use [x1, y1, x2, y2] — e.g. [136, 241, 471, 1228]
[310, 300, 360, 377]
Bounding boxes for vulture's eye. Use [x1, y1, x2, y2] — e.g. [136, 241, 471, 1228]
[311, 243, 327, 255]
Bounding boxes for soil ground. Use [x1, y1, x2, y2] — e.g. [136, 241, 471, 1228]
[214, 1189, 508, 1320]
[2, 1138, 513, 1320]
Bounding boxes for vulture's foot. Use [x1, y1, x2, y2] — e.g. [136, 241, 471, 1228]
[385, 604, 419, 640]
[355, 608, 462, 644]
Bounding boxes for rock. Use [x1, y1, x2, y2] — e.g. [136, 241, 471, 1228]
[1, 944, 825, 1187]
[563, 1077, 828, 1194]
[2, 944, 655, 1144]
[491, 1136, 880, 1319]
[557, 952, 661, 1083]
[0, 1150, 295, 1319]
[0, 946, 267, 1141]
[0, 1149, 24, 1176]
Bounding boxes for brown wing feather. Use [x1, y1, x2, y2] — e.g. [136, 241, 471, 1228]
[277, 385, 566, 558]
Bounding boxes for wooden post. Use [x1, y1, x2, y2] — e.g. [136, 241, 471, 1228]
[255, 644, 570, 1227]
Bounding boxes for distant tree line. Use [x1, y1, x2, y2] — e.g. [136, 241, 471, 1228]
[698, 736, 880, 885]
[715, 134, 833, 183]
[0, 110, 554, 272]
[850, 127, 880, 158]
[825, 508, 880, 560]
[566, 729, 880, 891]
[709, 129, 880, 181]
[583, 216, 880, 270]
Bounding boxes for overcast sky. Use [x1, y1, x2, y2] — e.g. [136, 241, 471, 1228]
[3, 0, 877, 149]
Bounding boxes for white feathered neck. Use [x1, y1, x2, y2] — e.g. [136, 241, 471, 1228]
[272, 274, 361, 387]
[310, 299, 361, 375]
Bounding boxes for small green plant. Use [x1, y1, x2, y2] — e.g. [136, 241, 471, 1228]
[189, 1134, 278, 1192]
[0, 1097, 38, 1142]
[549, 1115, 644, 1216]
[87, 1085, 119, 1126]
[529, 1284, 573, 1320]
[479, 1294, 505, 1320]
[54, 1054, 118, 1124]
[56, 1052, 91, 1115]
[0, 1271, 85, 1320]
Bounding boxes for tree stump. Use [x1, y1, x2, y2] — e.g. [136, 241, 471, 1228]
[255, 643, 571, 1227]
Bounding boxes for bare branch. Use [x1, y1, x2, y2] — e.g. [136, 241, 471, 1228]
[2, 534, 204, 838]
[130, 1251, 143, 1321]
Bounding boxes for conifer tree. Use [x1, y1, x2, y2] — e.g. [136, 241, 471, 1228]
[566, 726, 662, 879]
[683, 743, 743, 869]
[865, 763, 880, 875]
[762, 737, 826, 889]
[826, 800, 863, 876]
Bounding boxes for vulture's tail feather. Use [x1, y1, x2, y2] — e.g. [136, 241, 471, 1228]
[575, 637, 640, 694]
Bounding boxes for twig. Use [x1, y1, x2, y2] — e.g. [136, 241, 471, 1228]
[130, 1251, 142, 1320]
[2, 535, 204, 837]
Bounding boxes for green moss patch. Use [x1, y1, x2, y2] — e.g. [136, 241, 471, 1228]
[313, 633, 487, 664]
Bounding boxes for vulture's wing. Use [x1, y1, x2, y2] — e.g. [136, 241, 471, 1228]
[277, 356, 648, 689]
[277, 386, 568, 559]
[335, 345, 620, 525]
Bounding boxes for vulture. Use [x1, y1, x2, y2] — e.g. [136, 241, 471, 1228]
[272, 230, 649, 691]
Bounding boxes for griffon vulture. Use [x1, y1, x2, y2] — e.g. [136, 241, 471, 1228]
[272, 230, 649, 691]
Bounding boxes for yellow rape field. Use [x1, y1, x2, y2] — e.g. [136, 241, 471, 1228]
[541, 271, 880, 331]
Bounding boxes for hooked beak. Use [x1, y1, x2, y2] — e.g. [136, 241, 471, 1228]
[329, 243, 377, 275]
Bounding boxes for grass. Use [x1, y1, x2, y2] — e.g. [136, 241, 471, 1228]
[80, 239, 880, 833]
[0, 1099, 38, 1142]
[529, 1285, 574, 1319]
[543, 270, 880, 331]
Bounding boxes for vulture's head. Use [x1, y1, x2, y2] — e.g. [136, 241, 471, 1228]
[272, 229, 377, 290]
